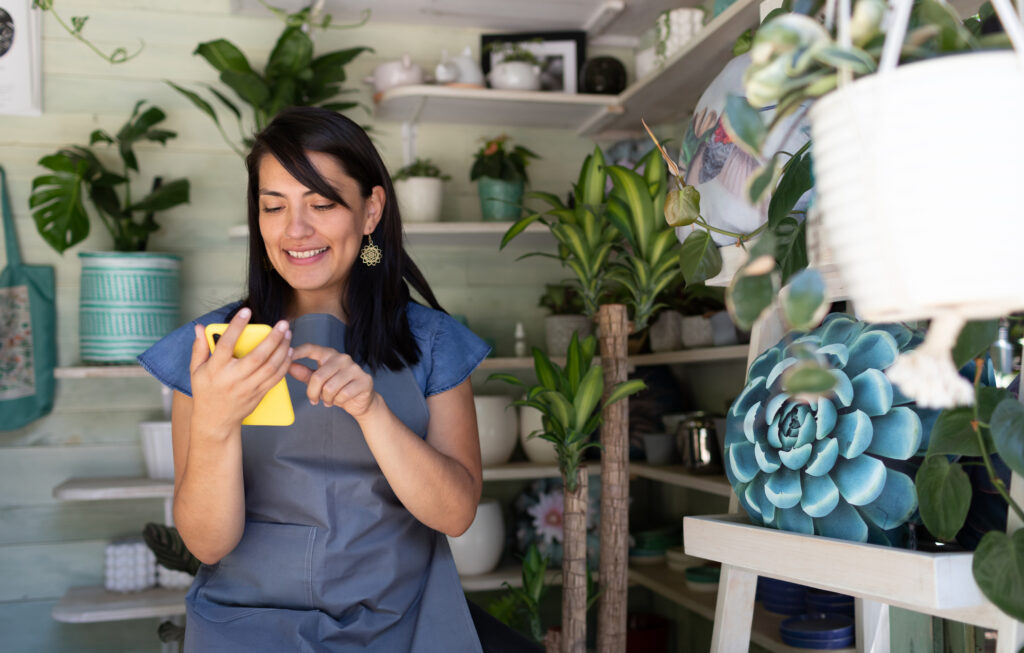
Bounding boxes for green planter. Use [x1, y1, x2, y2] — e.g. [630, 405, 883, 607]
[477, 177, 524, 221]
[78, 252, 181, 363]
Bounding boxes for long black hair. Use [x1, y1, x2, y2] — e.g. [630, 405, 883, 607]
[239, 106, 444, 371]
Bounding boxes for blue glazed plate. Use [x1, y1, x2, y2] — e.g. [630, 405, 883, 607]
[781, 613, 855, 640]
[779, 631, 855, 649]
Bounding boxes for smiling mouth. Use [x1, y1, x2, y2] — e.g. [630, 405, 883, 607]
[287, 247, 328, 259]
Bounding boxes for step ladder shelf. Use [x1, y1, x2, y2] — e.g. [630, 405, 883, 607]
[628, 561, 852, 653]
[477, 345, 749, 371]
[630, 464, 732, 497]
[52, 586, 188, 623]
[459, 565, 564, 592]
[53, 477, 173, 501]
[683, 513, 1002, 629]
[54, 365, 150, 379]
[482, 462, 600, 481]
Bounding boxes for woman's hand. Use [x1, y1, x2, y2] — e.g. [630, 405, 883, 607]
[288, 344, 377, 418]
[189, 308, 293, 435]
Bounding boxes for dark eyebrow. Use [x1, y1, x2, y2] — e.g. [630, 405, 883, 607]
[258, 189, 322, 198]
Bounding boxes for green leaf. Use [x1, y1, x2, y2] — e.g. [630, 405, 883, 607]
[166, 81, 223, 129]
[722, 94, 767, 157]
[532, 349, 560, 390]
[915, 456, 971, 541]
[310, 47, 372, 85]
[768, 151, 813, 229]
[29, 150, 99, 254]
[205, 84, 242, 121]
[572, 366, 604, 433]
[607, 165, 654, 257]
[577, 147, 607, 209]
[733, 29, 753, 56]
[973, 530, 1024, 622]
[220, 70, 271, 110]
[727, 271, 775, 331]
[142, 523, 200, 575]
[265, 26, 313, 81]
[678, 230, 722, 284]
[952, 319, 998, 368]
[747, 157, 779, 206]
[194, 39, 255, 75]
[780, 268, 826, 330]
[811, 45, 877, 74]
[991, 398, 1024, 480]
[127, 178, 190, 213]
[978, 387, 1011, 424]
[487, 373, 525, 387]
[782, 360, 837, 395]
[664, 186, 700, 227]
[89, 130, 114, 145]
[928, 408, 987, 457]
[604, 379, 646, 407]
[500, 213, 545, 249]
[773, 217, 807, 286]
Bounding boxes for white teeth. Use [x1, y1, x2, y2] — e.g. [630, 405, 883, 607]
[287, 247, 327, 259]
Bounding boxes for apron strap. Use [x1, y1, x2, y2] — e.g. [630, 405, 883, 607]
[1, 166, 23, 268]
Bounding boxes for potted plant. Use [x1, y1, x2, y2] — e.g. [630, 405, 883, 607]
[28, 100, 190, 363]
[490, 334, 645, 653]
[538, 282, 591, 356]
[470, 135, 539, 221]
[485, 41, 543, 91]
[169, 1, 372, 157]
[392, 158, 450, 223]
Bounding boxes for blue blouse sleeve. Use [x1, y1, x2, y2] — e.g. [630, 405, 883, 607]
[136, 302, 241, 397]
[407, 303, 491, 397]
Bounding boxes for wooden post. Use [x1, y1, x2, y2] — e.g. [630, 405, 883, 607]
[597, 303, 629, 653]
[562, 466, 588, 653]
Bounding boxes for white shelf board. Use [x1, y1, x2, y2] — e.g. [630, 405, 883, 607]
[374, 85, 621, 131]
[483, 462, 599, 481]
[228, 220, 554, 249]
[630, 463, 732, 497]
[477, 345, 748, 372]
[683, 513, 1003, 629]
[53, 477, 173, 501]
[55, 365, 150, 379]
[579, 0, 761, 138]
[460, 565, 564, 592]
[52, 586, 188, 623]
[629, 561, 852, 653]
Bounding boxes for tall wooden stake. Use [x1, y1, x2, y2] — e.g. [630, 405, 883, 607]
[597, 304, 629, 653]
[562, 466, 588, 653]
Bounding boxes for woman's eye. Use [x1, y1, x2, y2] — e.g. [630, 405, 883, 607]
[313, 203, 336, 211]
[261, 206, 284, 214]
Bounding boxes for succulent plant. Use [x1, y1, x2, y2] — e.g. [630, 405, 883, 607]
[724, 313, 944, 545]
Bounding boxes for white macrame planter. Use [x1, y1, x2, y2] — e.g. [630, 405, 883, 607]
[810, 0, 1024, 407]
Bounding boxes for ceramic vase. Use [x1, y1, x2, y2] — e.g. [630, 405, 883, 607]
[474, 396, 518, 466]
[649, 310, 683, 352]
[447, 498, 505, 575]
[393, 177, 443, 223]
[477, 177, 523, 221]
[487, 61, 541, 91]
[544, 314, 592, 356]
[78, 252, 180, 363]
[680, 315, 713, 348]
[519, 404, 558, 464]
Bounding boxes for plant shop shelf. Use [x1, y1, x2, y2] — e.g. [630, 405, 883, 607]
[628, 560, 853, 653]
[477, 345, 748, 371]
[629, 463, 732, 497]
[54, 365, 149, 379]
[53, 477, 173, 501]
[683, 513, 1003, 629]
[52, 586, 189, 623]
[482, 462, 599, 482]
[459, 565, 566, 593]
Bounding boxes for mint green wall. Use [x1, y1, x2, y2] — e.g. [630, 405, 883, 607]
[0, 2, 638, 651]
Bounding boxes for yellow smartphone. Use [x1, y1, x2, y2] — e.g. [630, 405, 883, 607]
[205, 323, 295, 427]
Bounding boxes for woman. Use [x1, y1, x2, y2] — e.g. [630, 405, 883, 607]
[139, 107, 518, 651]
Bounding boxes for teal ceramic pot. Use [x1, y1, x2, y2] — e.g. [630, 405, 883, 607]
[477, 177, 523, 221]
[78, 252, 181, 363]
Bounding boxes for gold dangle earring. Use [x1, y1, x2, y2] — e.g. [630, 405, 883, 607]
[360, 234, 382, 267]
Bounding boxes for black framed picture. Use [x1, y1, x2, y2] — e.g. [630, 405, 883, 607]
[480, 30, 586, 94]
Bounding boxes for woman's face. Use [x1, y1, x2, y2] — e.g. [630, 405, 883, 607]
[258, 151, 384, 317]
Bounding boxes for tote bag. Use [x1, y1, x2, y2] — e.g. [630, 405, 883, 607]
[0, 165, 56, 430]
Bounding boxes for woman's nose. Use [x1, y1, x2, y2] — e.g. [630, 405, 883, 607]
[284, 207, 315, 239]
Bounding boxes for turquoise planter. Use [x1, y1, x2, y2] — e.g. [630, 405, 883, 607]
[477, 177, 524, 221]
[78, 252, 181, 363]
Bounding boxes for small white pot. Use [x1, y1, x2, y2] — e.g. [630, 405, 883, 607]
[709, 311, 738, 346]
[474, 396, 518, 467]
[544, 314, 593, 357]
[393, 177, 443, 223]
[447, 498, 505, 575]
[364, 54, 424, 94]
[649, 310, 683, 353]
[487, 61, 541, 91]
[681, 316, 713, 348]
[519, 405, 559, 464]
[139, 421, 174, 480]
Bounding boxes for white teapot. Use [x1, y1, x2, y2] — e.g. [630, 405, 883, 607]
[364, 54, 424, 94]
[435, 46, 484, 86]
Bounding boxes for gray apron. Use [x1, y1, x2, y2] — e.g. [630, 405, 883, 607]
[184, 313, 482, 652]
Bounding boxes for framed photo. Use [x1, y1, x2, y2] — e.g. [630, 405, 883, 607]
[0, 0, 42, 116]
[481, 31, 586, 94]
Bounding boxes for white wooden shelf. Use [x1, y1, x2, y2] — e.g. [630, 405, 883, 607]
[228, 220, 554, 249]
[477, 345, 748, 371]
[628, 561, 854, 653]
[53, 477, 173, 501]
[630, 463, 731, 497]
[52, 586, 188, 623]
[482, 462, 599, 481]
[55, 365, 149, 379]
[459, 565, 565, 592]
[683, 513, 1003, 629]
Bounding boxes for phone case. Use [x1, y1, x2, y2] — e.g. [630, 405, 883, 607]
[205, 323, 295, 426]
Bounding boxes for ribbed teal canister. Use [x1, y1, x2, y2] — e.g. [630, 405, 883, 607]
[477, 177, 524, 221]
[78, 252, 181, 363]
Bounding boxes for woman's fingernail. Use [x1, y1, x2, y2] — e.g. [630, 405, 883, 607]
[239, 308, 251, 319]
[275, 320, 288, 332]
[288, 347, 294, 358]
[285, 330, 292, 340]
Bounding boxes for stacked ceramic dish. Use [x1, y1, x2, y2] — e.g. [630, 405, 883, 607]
[779, 613, 855, 649]
[757, 577, 810, 615]
[805, 589, 855, 617]
[628, 525, 681, 566]
[684, 565, 721, 592]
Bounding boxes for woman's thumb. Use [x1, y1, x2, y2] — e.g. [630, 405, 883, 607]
[189, 324, 210, 374]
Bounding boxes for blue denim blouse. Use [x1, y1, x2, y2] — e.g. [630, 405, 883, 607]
[137, 301, 491, 399]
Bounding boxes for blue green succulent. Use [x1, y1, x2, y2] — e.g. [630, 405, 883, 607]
[724, 313, 944, 545]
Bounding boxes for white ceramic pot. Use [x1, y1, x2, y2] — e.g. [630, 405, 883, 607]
[447, 498, 505, 575]
[139, 421, 174, 480]
[474, 396, 518, 466]
[435, 46, 484, 86]
[680, 316, 713, 348]
[518, 405, 558, 464]
[544, 314, 593, 357]
[810, 50, 1024, 323]
[393, 177, 443, 223]
[364, 54, 424, 94]
[709, 311, 738, 346]
[649, 310, 683, 353]
[487, 61, 541, 91]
